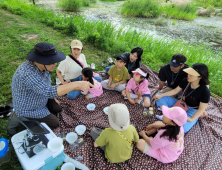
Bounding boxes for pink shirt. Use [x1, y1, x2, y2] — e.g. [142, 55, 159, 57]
[126, 78, 150, 95]
[147, 127, 184, 163]
[88, 78, 103, 97]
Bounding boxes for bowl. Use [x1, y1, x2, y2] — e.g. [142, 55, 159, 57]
[87, 103, 96, 111]
[75, 125, 86, 135]
[61, 162, 75, 170]
[66, 132, 78, 144]
[103, 107, 109, 115]
[47, 137, 63, 152]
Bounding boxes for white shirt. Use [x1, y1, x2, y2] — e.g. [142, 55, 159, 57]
[56, 54, 87, 84]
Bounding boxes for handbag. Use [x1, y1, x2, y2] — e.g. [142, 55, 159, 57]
[173, 83, 190, 111]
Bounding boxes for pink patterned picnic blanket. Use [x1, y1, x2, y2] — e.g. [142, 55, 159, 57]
[54, 64, 222, 170]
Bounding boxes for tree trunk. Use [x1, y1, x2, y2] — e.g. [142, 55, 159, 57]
[32, 0, 35, 5]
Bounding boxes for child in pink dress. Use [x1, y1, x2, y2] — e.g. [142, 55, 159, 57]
[81, 68, 103, 99]
[122, 67, 151, 107]
[136, 106, 187, 163]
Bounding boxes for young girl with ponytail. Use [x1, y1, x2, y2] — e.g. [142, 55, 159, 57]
[81, 67, 103, 99]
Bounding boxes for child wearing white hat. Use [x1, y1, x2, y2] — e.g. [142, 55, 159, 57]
[90, 103, 139, 163]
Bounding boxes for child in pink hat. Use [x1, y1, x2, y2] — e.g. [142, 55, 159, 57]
[136, 106, 187, 163]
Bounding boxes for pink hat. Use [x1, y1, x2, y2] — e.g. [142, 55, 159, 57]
[162, 106, 187, 126]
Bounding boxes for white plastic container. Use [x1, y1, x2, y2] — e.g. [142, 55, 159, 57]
[75, 125, 86, 135]
[66, 132, 78, 144]
[47, 137, 63, 152]
[86, 103, 95, 111]
[61, 162, 75, 170]
[11, 123, 65, 170]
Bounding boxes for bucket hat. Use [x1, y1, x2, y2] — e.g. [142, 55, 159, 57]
[70, 40, 83, 50]
[108, 103, 130, 131]
[26, 42, 66, 65]
[162, 106, 187, 126]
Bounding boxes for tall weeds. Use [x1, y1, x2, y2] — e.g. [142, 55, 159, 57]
[0, 0, 222, 96]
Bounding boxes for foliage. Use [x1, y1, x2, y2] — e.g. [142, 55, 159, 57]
[0, 0, 222, 98]
[100, 0, 116, 2]
[57, 0, 82, 11]
[205, 5, 215, 16]
[193, 0, 222, 8]
[121, 0, 197, 20]
[121, 0, 162, 18]
[164, 3, 197, 20]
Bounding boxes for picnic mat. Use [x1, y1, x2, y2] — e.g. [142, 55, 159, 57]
[54, 64, 222, 170]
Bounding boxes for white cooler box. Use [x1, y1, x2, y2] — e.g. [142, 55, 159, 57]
[11, 123, 65, 170]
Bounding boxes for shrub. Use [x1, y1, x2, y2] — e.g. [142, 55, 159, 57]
[58, 0, 81, 11]
[121, 0, 162, 18]
[164, 3, 197, 20]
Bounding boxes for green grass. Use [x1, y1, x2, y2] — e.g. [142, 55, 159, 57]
[121, 0, 197, 20]
[57, 0, 97, 11]
[0, 0, 222, 97]
[193, 0, 222, 8]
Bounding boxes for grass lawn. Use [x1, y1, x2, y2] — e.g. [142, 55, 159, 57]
[0, 9, 110, 170]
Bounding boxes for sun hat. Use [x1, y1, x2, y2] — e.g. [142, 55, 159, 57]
[115, 54, 127, 63]
[132, 68, 147, 77]
[26, 42, 66, 65]
[108, 103, 130, 131]
[168, 59, 185, 68]
[162, 106, 187, 126]
[70, 40, 83, 50]
[183, 67, 201, 76]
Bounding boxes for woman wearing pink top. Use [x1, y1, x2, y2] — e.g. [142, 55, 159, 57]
[136, 106, 187, 163]
[81, 67, 103, 99]
[122, 67, 151, 107]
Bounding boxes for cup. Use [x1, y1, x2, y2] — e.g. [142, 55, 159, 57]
[91, 63, 95, 69]
[47, 137, 63, 152]
[66, 132, 78, 144]
[103, 107, 109, 115]
[86, 103, 96, 111]
[75, 125, 86, 135]
[61, 162, 75, 170]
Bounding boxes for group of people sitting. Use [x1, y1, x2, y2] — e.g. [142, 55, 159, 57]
[8, 40, 210, 164]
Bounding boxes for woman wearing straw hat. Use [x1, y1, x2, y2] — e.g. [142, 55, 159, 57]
[8, 42, 93, 134]
[154, 63, 210, 133]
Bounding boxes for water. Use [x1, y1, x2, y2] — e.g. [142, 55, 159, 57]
[37, 0, 222, 51]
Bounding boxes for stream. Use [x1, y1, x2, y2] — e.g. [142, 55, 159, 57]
[39, 0, 222, 51]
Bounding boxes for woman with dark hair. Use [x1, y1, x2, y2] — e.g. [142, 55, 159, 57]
[154, 63, 210, 133]
[105, 47, 143, 76]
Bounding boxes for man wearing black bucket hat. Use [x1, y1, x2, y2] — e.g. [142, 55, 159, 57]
[156, 53, 189, 94]
[7, 43, 93, 134]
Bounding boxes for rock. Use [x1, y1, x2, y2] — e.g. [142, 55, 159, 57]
[216, 13, 222, 17]
[209, 42, 221, 47]
[196, 9, 207, 16]
[215, 9, 222, 14]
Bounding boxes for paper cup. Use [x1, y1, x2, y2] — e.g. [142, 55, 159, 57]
[66, 132, 78, 144]
[47, 137, 63, 152]
[75, 125, 86, 135]
[86, 103, 96, 111]
[61, 162, 75, 170]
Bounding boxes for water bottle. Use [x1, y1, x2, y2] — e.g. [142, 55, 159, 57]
[70, 138, 84, 153]
[91, 63, 95, 70]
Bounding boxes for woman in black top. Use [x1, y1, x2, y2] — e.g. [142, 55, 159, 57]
[105, 47, 143, 76]
[154, 63, 210, 133]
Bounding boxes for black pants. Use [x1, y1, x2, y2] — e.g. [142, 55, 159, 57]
[7, 99, 62, 135]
